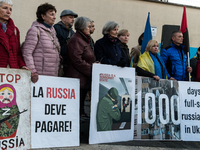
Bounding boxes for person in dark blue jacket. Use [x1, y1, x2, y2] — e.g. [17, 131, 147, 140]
[94, 21, 128, 67]
[161, 31, 192, 81]
[54, 9, 78, 76]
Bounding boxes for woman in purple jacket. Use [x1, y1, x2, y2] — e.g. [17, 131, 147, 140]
[22, 3, 60, 83]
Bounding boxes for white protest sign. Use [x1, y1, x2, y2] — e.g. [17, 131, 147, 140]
[179, 81, 200, 141]
[31, 75, 79, 148]
[0, 68, 31, 150]
[89, 64, 135, 144]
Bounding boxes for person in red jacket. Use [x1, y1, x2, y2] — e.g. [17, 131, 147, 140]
[0, 0, 28, 70]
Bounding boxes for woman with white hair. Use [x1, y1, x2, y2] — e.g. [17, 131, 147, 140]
[67, 16, 97, 119]
[0, 0, 28, 69]
[94, 21, 128, 67]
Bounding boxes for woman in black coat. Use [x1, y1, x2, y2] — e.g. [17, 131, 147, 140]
[94, 21, 128, 67]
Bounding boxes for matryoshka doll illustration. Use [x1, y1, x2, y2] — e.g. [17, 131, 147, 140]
[0, 84, 19, 140]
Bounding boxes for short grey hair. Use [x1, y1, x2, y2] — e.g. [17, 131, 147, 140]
[102, 21, 119, 35]
[74, 16, 91, 31]
[0, 0, 13, 6]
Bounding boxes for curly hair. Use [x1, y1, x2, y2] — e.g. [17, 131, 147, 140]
[36, 3, 56, 23]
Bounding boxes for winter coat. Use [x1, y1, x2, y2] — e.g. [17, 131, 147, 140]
[161, 42, 187, 81]
[66, 31, 95, 89]
[0, 18, 25, 68]
[196, 59, 200, 81]
[130, 45, 141, 68]
[94, 34, 126, 65]
[190, 56, 198, 81]
[96, 95, 121, 131]
[54, 21, 74, 65]
[22, 21, 60, 76]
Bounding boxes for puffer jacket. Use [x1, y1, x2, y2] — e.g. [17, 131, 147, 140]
[0, 18, 25, 68]
[22, 21, 60, 76]
[66, 31, 95, 89]
[161, 42, 187, 81]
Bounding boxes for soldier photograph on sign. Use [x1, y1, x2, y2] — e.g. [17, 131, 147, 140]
[96, 73, 132, 131]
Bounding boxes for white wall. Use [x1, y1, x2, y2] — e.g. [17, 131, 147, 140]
[11, 0, 200, 49]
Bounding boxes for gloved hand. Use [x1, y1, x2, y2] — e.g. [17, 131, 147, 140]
[116, 58, 126, 67]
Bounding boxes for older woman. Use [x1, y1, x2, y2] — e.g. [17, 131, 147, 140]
[117, 29, 130, 66]
[66, 17, 96, 118]
[0, 0, 27, 69]
[94, 21, 128, 67]
[137, 40, 174, 81]
[22, 3, 60, 83]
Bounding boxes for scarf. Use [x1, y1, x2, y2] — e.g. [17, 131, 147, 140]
[149, 52, 168, 79]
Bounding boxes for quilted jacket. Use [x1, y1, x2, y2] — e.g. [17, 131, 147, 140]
[22, 21, 60, 76]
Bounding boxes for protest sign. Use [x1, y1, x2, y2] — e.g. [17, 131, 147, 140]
[89, 64, 135, 144]
[134, 77, 180, 140]
[31, 76, 79, 148]
[179, 81, 200, 141]
[0, 68, 31, 150]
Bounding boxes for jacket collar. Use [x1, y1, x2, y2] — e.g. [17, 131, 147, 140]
[171, 42, 184, 49]
[103, 34, 120, 44]
[0, 18, 15, 51]
[56, 21, 72, 30]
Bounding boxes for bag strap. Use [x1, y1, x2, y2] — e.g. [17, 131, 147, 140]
[45, 30, 60, 52]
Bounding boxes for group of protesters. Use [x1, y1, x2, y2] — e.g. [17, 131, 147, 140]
[1, 0, 200, 119]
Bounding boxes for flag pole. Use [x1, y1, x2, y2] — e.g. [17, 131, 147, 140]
[187, 52, 191, 81]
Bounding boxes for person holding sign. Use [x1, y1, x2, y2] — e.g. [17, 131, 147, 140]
[66, 17, 97, 119]
[22, 3, 60, 83]
[137, 40, 175, 81]
[0, 0, 28, 70]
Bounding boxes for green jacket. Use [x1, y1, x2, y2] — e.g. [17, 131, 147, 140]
[96, 95, 121, 131]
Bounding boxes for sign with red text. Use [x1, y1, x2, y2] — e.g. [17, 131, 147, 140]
[89, 64, 135, 144]
[0, 68, 31, 150]
[31, 76, 79, 148]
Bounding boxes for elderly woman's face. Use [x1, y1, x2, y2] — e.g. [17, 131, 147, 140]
[0, 3, 12, 23]
[108, 26, 118, 38]
[150, 43, 159, 54]
[41, 9, 56, 26]
[82, 21, 91, 36]
[119, 33, 129, 44]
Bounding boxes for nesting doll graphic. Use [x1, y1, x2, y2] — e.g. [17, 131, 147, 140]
[0, 84, 19, 140]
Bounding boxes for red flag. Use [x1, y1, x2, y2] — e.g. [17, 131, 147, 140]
[180, 6, 190, 55]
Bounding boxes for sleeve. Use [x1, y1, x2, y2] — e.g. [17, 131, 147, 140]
[15, 27, 26, 68]
[196, 60, 200, 81]
[22, 26, 39, 73]
[94, 41, 117, 65]
[136, 66, 155, 78]
[105, 101, 121, 121]
[67, 40, 92, 77]
[161, 48, 169, 64]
